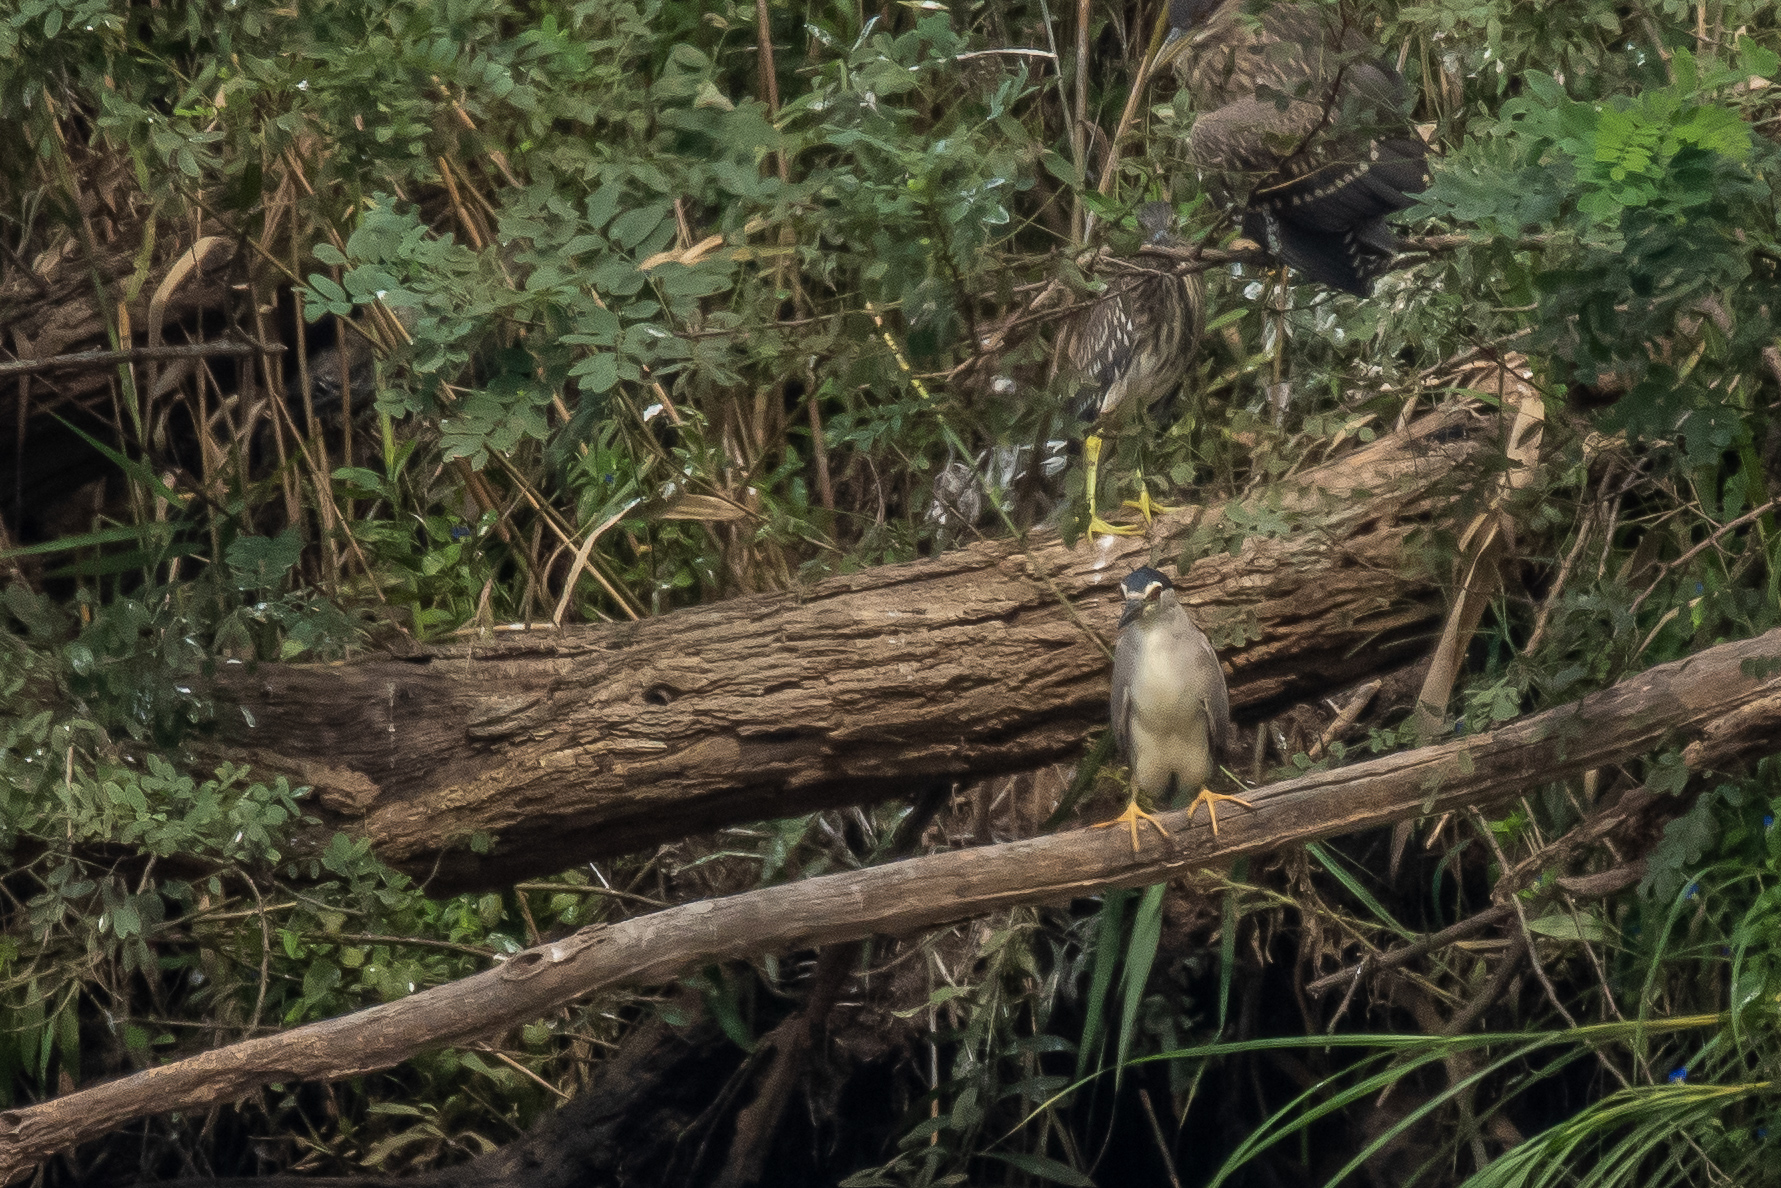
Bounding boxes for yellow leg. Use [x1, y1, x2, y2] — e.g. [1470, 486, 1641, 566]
[1092, 796, 1171, 854]
[1084, 434, 1139, 538]
[1184, 787, 1255, 837]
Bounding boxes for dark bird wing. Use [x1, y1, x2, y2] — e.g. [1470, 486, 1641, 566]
[1177, 0, 1430, 294]
[1110, 627, 1139, 764]
[1185, 614, 1234, 764]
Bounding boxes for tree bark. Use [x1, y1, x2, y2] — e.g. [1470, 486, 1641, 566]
[212, 401, 1494, 890]
[7, 623, 1778, 1182]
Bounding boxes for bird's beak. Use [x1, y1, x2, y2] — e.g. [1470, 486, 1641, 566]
[1154, 26, 1189, 71]
[1119, 599, 1144, 629]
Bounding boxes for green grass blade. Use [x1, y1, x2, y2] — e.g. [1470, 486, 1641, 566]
[1077, 887, 1131, 1080]
[1217, 858, 1247, 1037]
[48, 542, 205, 578]
[52, 413, 184, 505]
[0, 522, 180, 558]
[1307, 840, 1415, 939]
[1113, 882, 1167, 1089]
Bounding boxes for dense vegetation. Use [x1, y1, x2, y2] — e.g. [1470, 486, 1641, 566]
[0, 0, 1778, 1182]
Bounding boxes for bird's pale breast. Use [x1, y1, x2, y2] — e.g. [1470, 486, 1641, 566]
[1126, 628, 1215, 799]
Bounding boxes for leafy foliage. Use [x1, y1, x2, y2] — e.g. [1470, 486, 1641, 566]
[0, 0, 1780, 1180]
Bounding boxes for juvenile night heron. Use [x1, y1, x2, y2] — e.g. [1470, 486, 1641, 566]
[1095, 566, 1250, 851]
[1159, 0, 1431, 295]
[1066, 202, 1206, 537]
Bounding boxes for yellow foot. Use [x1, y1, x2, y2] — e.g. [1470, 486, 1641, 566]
[1092, 799, 1172, 853]
[1184, 787, 1255, 837]
[1120, 488, 1180, 525]
[1087, 511, 1142, 538]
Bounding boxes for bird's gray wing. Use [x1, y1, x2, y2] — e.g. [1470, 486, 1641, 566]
[1110, 629, 1139, 763]
[1188, 619, 1234, 764]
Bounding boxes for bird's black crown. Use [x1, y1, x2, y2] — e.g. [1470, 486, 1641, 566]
[1120, 566, 1173, 598]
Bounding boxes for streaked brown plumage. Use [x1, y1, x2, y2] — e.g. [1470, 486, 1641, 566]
[1163, 0, 1430, 294]
[1066, 201, 1207, 427]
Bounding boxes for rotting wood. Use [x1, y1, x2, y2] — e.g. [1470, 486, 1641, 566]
[207, 400, 1498, 890]
[5, 624, 1778, 1182]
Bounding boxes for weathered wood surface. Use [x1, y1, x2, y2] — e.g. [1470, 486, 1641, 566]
[213, 404, 1491, 888]
[7, 623, 1779, 1182]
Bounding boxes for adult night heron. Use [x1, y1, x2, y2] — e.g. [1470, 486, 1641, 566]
[1159, 0, 1431, 295]
[1067, 202, 1206, 537]
[1096, 566, 1250, 851]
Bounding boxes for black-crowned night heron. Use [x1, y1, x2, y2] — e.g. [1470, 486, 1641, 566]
[1159, 0, 1430, 295]
[1066, 202, 1206, 538]
[1095, 566, 1250, 851]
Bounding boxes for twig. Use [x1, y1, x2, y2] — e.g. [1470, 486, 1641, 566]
[301, 933, 497, 960]
[1441, 933, 1526, 1037]
[1627, 498, 1780, 617]
[1468, 810, 1578, 1028]
[1524, 502, 1597, 654]
[511, 883, 670, 909]
[1094, 9, 1174, 201]
[1307, 863, 1645, 995]
[753, 0, 789, 184]
[954, 48, 1057, 61]
[473, 1046, 572, 1100]
[0, 340, 281, 378]
[1139, 1089, 1185, 1188]
[1305, 680, 1380, 761]
[245, 876, 273, 1039]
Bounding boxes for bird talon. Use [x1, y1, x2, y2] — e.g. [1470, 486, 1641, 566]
[1087, 512, 1142, 538]
[1092, 800, 1172, 853]
[1120, 490, 1180, 524]
[1184, 788, 1255, 837]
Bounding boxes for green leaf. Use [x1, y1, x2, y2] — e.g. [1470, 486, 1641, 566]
[699, 965, 756, 1052]
[1525, 913, 1606, 943]
[225, 528, 305, 591]
[1737, 34, 1779, 81]
[985, 1152, 1096, 1186]
[609, 202, 668, 251]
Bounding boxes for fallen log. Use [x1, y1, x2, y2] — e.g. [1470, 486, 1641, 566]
[7, 623, 1777, 1182]
[212, 401, 1495, 890]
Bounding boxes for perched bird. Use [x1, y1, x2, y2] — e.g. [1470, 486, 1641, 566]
[1096, 566, 1249, 851]
[1065, 201, 1206, 537]
[1159, 0, 1431, 295]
